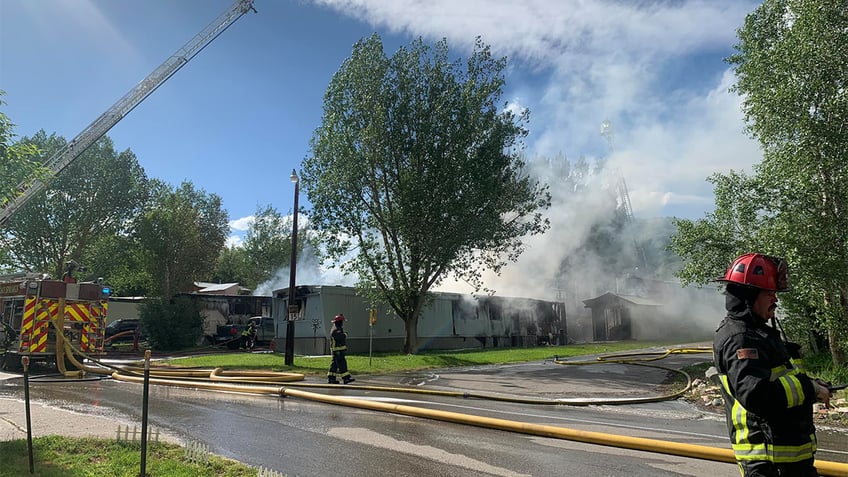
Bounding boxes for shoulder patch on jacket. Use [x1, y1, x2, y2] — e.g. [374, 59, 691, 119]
[736, 348, 759, 360]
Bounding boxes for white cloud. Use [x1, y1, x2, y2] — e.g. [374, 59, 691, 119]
[504, 99, 524, 117]
[314, 0, 762, 218]
[311, 0, 764, 298]
[226, 235, 243, 248]
[225, 215, 254, 249]
[229, 215, 255, 232]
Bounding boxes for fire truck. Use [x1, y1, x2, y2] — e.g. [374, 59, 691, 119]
[0, 0, 256, 370]
[0, 273, 110, 371]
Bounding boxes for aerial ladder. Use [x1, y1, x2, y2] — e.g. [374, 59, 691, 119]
[600, 120, 648, 272]
[0, 0, 256, 227]
[600, 120, 635, 224]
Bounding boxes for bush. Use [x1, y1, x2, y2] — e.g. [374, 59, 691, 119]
[139, 297, 204, 351]
[805, 350, 848, 386]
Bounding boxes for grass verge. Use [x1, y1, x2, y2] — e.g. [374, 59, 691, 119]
[0, 436, 255, 477]
[162, 341, 693, 376]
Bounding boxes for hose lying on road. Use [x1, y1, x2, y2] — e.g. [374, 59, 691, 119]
[58, 340, 305, 383]
[109, 371, 848, 477]
[48, 338, 848, 477]
[57, 339, 704, 406]
[548, 346, 716, 404]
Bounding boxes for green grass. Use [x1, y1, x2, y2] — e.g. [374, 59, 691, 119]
[804, 351, 848, 387]
[0, 436, 255, 477]
[142, 342, 848, 402]
[163, 341, 686, 376]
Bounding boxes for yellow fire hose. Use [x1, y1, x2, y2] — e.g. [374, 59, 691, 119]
[53, 333, 848, 476]
[109, 372, 848, 477]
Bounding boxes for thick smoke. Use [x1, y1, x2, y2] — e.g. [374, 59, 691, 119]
[253, 242, 356, 296]
[435, 151, 726, 342]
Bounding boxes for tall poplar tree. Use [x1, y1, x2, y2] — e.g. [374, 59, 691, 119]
[303, 35, 550, 353]
[672, 0, 847, 364]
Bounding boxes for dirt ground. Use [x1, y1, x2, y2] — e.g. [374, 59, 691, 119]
[684, 377, 848, 429]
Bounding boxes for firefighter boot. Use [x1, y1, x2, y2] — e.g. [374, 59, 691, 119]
[328, 376, 339, 384]
[343, 376, 355, 384]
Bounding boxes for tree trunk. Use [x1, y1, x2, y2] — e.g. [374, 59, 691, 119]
[831, 285, 848, 367]
[828, 331, 845, 367]
[402, 313, 419, 354]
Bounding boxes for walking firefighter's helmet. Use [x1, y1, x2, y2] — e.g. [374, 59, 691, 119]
[715, 253, 789, 292]
[333, 314, 345, 323]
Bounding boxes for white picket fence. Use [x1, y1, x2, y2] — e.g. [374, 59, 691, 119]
[184, 440, 210, 465]
[121, 430, 285, 476]
[255, 465, 286, 477]
[114, 424, 160, 444]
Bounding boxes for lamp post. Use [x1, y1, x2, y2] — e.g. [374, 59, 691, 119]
[285, 169, 299, 366]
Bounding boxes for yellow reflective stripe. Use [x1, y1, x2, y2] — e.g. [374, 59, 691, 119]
[331, 345, 347, 351]
[770, 365, 790, 381]
[719, 374, 731, 394]
[733, 400, 749, 443]
[790, 357, 806, 373]
[719, 373, 816, 463]
[771, 364, 808, 407]
[720, 374, 750, 443]
[733, 440, 816, 462]
[732, 442, 768, 460]
[772, 439, 816, 463]
[779, 374, 804, 407]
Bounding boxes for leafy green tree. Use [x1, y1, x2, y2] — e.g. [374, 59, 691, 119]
[303, 35, 550, 353]
[242, 205, 295, 285]
[212, 245, 254, 288]
[673, 0, 847, 365]
[0, 131, 148, 279]
[139, 296, 203, 350]
[213, 205, 318, 291]
[0, 92, 46, 228]
[135, 180, 229, 299]
[731, 0, 847, 365]
[670, 171, 767, 285]
[83, 233, 153, 296]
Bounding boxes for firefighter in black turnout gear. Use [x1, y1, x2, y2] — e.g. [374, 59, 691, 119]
[328, 314, 354, 384]
[713, 253, 831, 477]
[241, 320, 256, 350]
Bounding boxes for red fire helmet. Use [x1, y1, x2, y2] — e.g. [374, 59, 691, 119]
[333, 314, 345, 323]
[716, 253, 789, 291]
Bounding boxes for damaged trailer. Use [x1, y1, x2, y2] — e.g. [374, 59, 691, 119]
[272, 285, 566, 355]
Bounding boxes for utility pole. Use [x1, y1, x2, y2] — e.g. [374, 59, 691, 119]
[284, 169, 299, 366]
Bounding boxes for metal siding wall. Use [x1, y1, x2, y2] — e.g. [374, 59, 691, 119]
[106, 300, 141, 323]
[272, 285, 568, 353]
[418, 298, 453, 337]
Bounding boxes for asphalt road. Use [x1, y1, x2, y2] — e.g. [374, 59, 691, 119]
[1, 349, 846, 476]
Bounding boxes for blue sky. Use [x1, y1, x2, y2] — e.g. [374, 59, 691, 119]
[1, 0, 763, 295]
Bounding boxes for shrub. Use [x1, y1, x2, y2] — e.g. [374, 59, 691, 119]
[139, 297, 203, 351]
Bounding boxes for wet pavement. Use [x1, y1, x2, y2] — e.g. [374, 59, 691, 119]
[1, 344, 846, 476]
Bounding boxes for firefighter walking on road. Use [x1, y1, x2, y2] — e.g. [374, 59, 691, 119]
[328, 314, 354, 384]
[713, 253, 831, 477]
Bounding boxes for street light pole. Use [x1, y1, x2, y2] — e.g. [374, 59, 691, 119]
[285, 169, 299, 366]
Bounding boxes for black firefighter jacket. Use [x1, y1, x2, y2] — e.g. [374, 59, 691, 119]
[330, 327, 348, 353]
[713, 303, 818, 464]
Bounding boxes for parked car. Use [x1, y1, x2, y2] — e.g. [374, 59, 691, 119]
[104, 319, 145, 346]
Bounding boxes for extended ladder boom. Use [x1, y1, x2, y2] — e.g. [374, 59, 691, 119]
[0, 0, 255, 227]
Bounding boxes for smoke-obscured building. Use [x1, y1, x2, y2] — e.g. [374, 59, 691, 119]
[273, 285, 567, 354]
[582, 275, 723, 342]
